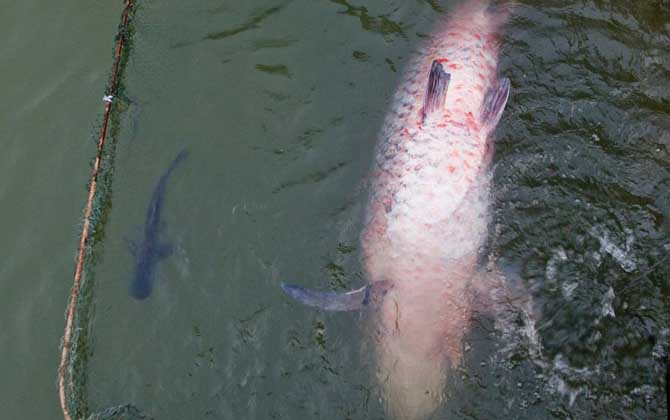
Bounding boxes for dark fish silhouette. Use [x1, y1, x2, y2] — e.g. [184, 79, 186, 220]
[129, 149, 188, 299]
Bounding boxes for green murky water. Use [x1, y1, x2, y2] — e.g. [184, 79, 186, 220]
[1, 0, 668, 418]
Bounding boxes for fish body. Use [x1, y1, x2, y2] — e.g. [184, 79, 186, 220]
[361, 2, 511, 417]
[282, 1, 511, 418]
[130, 149, 188, 300]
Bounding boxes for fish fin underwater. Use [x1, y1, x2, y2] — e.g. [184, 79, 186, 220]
[281, 271, 532, 322]
[281, 281, 392, 311]
[155, 243, 174, 259]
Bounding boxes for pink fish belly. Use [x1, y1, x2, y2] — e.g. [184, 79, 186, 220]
[362, 178, 490, 419]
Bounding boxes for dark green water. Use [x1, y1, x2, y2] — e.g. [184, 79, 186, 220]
[1, 0, 669, 418]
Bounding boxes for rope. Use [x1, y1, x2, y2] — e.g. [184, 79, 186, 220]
[58, 2, 134, 419]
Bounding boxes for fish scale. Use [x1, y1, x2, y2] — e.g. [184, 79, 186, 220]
[367, 8, 505, 248]
[359, 2, 511, 418]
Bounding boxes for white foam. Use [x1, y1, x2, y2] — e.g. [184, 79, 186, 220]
[600, 286, 615, 319]
[589, 225, 637, 272]
[545, 247, 568, 284]
[561, 281, 578, 299]
[546, 354, 597, 406]
[494, 289, 544, 364]
[516, 297, 543, 361]
[652, 328, 669, 360]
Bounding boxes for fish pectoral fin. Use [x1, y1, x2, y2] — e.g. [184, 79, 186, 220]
[281, 281, 391, 311]
[422, 60, 451, 122]
[480, 77, 511, 130]
[156, 244, 174, 259]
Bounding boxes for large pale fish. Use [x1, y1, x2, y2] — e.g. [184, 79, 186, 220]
[283, 1, 512, 418]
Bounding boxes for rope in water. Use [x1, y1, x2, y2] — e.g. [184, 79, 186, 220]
[57, 1, 134, 419]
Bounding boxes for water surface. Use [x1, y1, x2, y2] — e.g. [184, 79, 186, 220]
[1, 0, 668, 418]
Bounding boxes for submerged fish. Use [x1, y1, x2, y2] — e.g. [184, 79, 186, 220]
[129, 149, 188, 300]
[282, 1, 512, 418]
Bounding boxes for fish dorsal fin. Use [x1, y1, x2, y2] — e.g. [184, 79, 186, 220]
[422, 60, 451, 122]
[480, 77, 511, 130]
